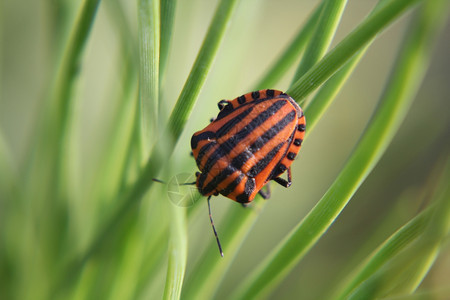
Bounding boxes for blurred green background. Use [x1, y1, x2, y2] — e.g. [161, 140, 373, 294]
[1, 0, 449, 299]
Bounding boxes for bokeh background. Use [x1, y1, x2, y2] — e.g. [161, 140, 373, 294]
[1, 0, 449, 299]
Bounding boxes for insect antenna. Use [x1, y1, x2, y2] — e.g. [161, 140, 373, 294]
[207, 195, 224, 257]
[153, 178, 196, 185]
[180, 181, 196, 185]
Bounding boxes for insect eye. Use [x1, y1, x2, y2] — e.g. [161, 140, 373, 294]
[216, 104, 234, 120]
[217, 100, 229, 110]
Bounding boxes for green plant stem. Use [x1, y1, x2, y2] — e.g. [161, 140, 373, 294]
[163, 205, 187, 300]
[138, 0, 160, 150]
[291, 0, 348, 85]
[50, 0, 101, 192]
[181, 199, 266, 300]
[50, 0, 101, 132]
[21, 2, 101, 297]
[118, 96, 142, 192]
[134, 227, 169, 298]
[331, 151, 450, 299]
[286, 0, 421, 106]
[91, 0, 139, 202]
[0, 130, 17, 200]
[348, 157, 450, 299]
[305, 0, 389, 134]
[106, 0, 138, 57]
[254, 3, 322, 89]
[333, 204, 434, 299]
[160, 0, 177, 83]
[231, 0, 442, 297]
[167, 0, 241, 142]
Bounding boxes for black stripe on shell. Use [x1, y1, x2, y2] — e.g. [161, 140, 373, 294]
[266, 89, 275, 98]
[236, 177, 255, 203]
[247, 142, 285, 178]
[216, 106, 254, 138]
[201, 100, 288, 176]
[191, 131, 215, 149]
[230, 110, 296, 170]
[293, 138, 303, 146]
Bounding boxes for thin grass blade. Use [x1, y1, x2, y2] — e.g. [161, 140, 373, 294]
[348, 156, 450, 299]
[49, 0, 101, 131]
[305, 0, 389, 133]
[331, 155, 450, 298]
[138, 0, 160, 151]
[254, 3, 322, 89]
[163, 205, 187, 300]
[286, 0, 421, 105]
[167, 0, 241, 141]
[49, 0, 101, 189]
[0, 130, 17, 200]
[160, 0, 177, 83]
[290, 0, 348, 85]
[92, 0, 139, 201]
[181, 200, 265, 300]
[17, 2, 102, 297]
[332, 203, 434, 299]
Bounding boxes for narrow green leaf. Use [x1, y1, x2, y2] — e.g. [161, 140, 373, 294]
[305, 0, 388, 134]
[290, 0, 348, 85]
[134, 228, 169, 298]
[181, 199, 265, 300]
[332, 204, 433, 299]
[331, 154, 450, 299]
[50, 0, 101, 128]
[167, 0, 241, 141]
[0, 130, 17, 199]
[20, 3, 101, 296]
[348, 157, 450, 299]
[52, 0, 101, 160]
[92, 69, 138, 201]
[160, 0, 177, 83]
[163, 205, 187, 300]
[304, 54, 361, 133]
[94, 0, 139, 201]
[254, 3, 322, 89]
[25, 0, 101, 200]
[117, 99, 142, 191]
[231, 0, 442, 297]
[379, 288, 450, 300]
[398, 176, 450, 294]
[286, 0, 421, 105]
[106, 0, 138, 56]
[138, 0, 160, 150]
[392, 246, 440, 295]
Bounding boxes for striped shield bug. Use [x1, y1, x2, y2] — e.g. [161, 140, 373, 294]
[190, 89, 306, 256]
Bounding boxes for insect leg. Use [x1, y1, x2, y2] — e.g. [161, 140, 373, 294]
[258, 183, 271, 199]
[207, 195, 224, 257]
[272, 167, 292, 188]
